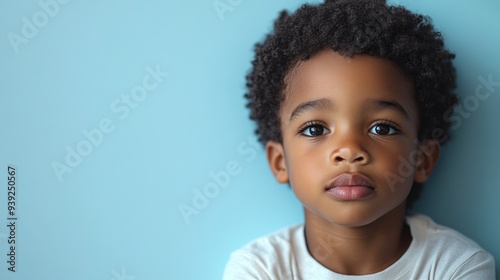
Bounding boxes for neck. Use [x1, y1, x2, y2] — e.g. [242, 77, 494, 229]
[304, 204, 412, 275]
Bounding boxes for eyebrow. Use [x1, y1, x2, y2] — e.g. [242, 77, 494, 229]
[362, 98, 410, 122]
[288, 97, 411, 122]
[289, 98, 335, 121]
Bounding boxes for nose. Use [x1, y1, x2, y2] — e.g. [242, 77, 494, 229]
[331, 135, 369, 165]
[332, 148, 369, 165]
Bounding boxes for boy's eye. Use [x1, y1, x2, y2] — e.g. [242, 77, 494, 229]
[369, 123, 399, 135]
[301, 124, 330, 137]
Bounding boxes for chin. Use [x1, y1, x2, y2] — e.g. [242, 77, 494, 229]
[308, 202, 405, 228]
[329, 211, 384, 228]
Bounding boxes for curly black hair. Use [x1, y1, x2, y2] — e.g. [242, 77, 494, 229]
[244, 0, 458, 207]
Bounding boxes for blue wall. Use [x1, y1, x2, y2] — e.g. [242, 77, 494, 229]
[0, 0, 498, 279]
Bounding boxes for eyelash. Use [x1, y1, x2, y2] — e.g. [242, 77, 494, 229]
[297, 120, 402, 137]
[371, 120, 401, 135]
[297, 121, 329, 137]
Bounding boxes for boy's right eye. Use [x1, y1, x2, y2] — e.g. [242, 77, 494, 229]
[300, 124, 330, 137]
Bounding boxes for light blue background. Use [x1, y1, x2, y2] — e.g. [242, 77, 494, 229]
[0, 0, 498, 279]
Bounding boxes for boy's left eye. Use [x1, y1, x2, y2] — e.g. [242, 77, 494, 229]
[369, 123, 399, 135]
[300, 124, 330, 137]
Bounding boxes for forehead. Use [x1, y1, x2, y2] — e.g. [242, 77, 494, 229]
[281, 50, 417, 122]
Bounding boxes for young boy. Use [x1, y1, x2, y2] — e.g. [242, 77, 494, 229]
[223, 0, 496, 279]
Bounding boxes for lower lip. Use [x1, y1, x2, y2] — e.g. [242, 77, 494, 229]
[326, 186, 374, 201]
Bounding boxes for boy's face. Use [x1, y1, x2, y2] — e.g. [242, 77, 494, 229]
[266, 50, 439, 227]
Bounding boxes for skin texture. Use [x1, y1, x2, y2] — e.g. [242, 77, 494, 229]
[266, 50, 440, 275]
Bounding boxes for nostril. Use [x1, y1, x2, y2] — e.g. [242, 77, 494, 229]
[355, 156, 365, 162]
[335, 156, 344, 162]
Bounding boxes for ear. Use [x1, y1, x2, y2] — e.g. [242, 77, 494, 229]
[414, 139, 441, 183]
[265, 140, 289, 184]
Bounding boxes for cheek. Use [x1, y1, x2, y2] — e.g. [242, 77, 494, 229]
[374, 144, 417, 189]
[285, 145, 329, 196]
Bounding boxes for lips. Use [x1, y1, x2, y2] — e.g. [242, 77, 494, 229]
[326, 173, 375, 200]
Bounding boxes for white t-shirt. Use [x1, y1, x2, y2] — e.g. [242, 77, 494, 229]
[223, 214, 495, 279]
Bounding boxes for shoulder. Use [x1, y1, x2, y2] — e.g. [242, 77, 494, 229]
[408, 213, 488, 253]
[222, 224, 303, 280]
[406, 213, 495, 279]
